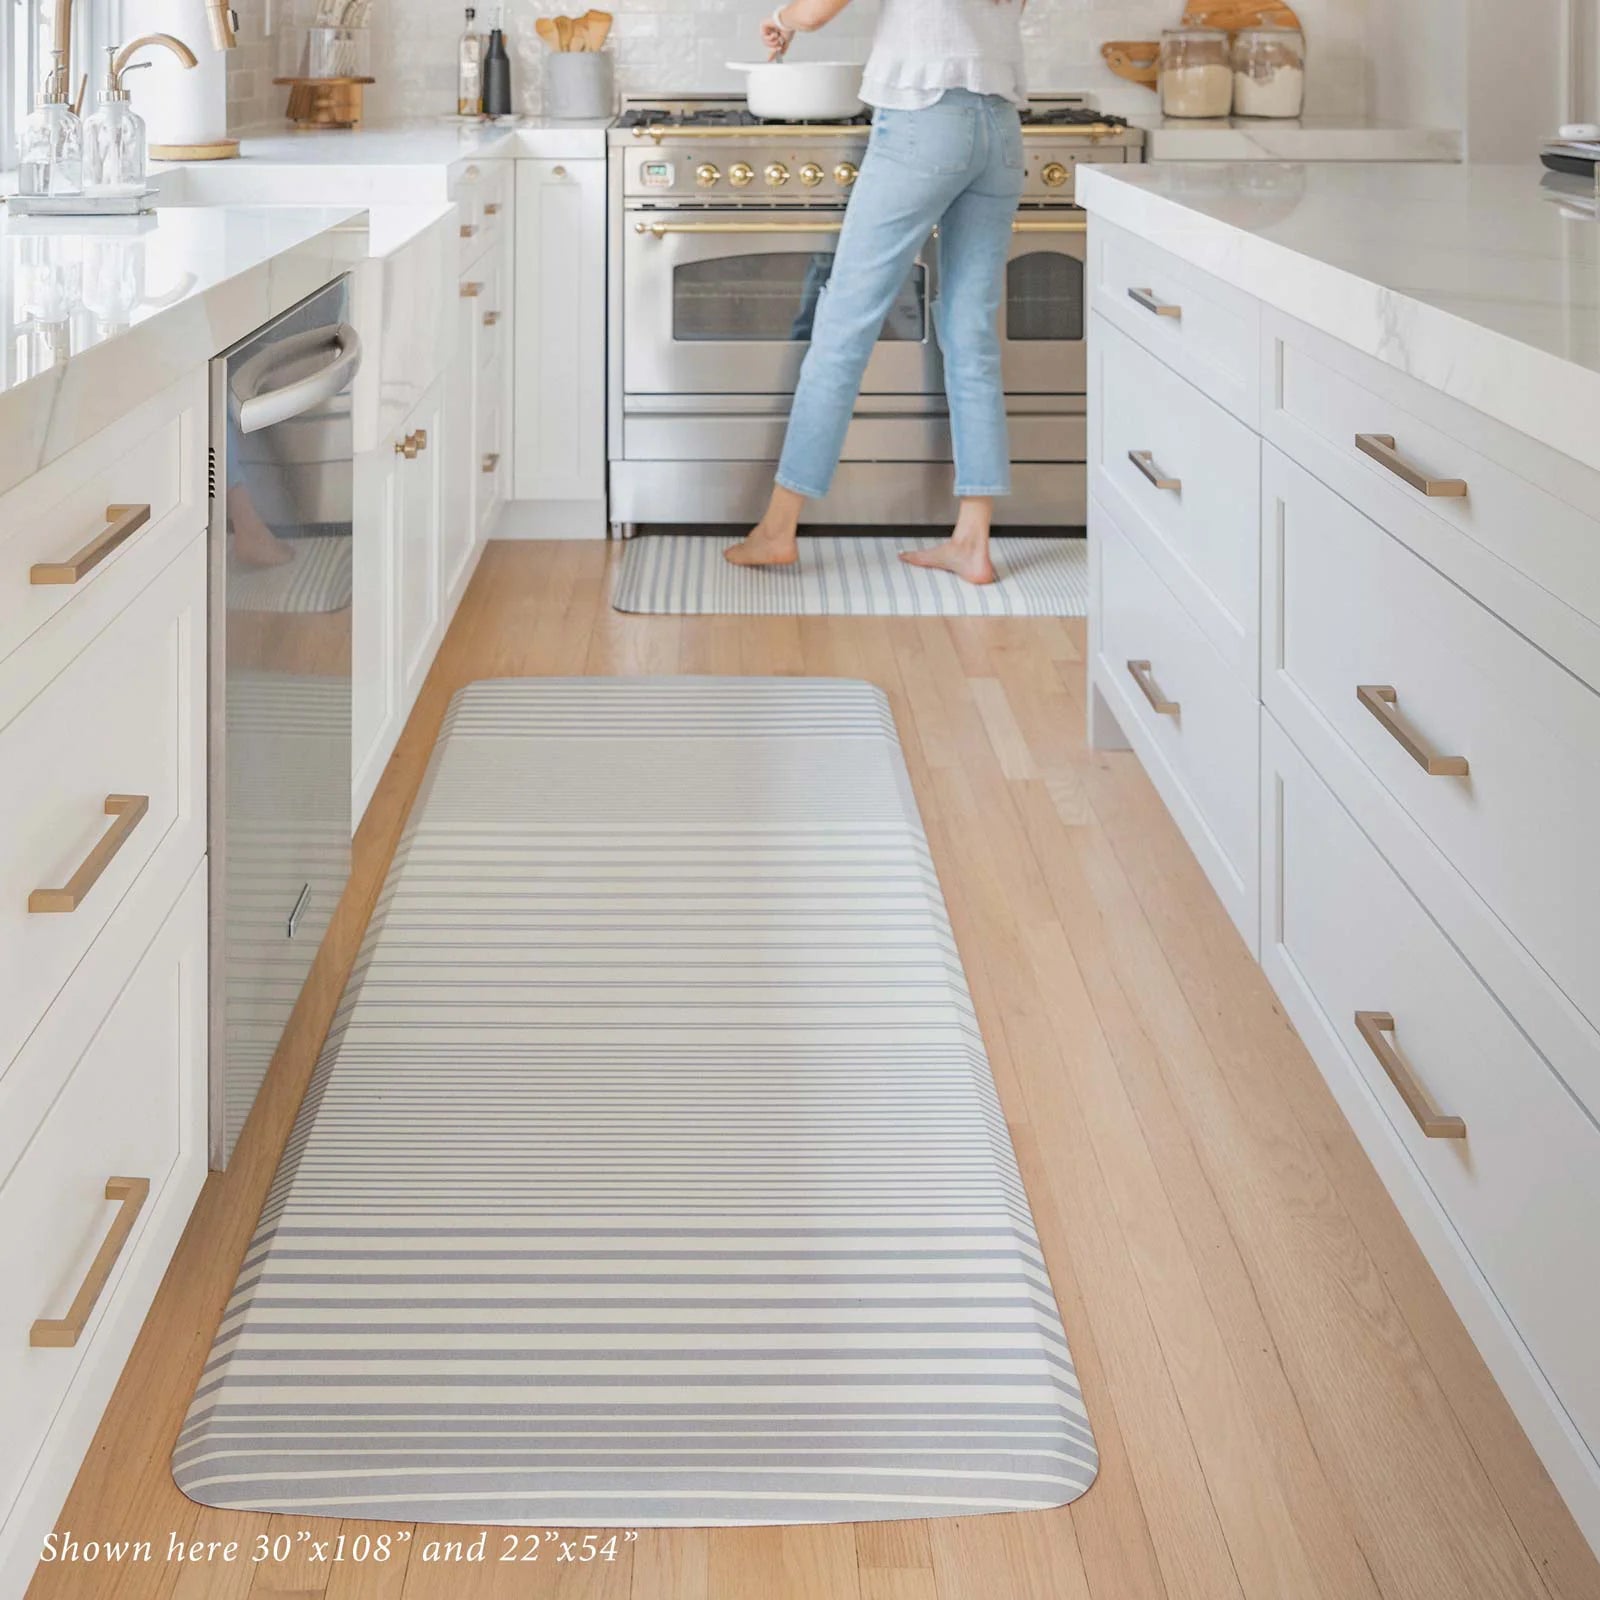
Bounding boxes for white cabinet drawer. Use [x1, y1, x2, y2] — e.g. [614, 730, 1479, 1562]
[1092, 501, 1258, 946]
[0, 373, 205, 701]
[1091, 315, 1259, 681]
[1261, 717, 1600, 1465]
[1263, 312, 1600, 688]
[0, 537, 206, 1073]
[1263, 445, 1600, 1048]
[1090, 217, 1261, 426]
[0, 866, 205, 1546]
[452, 158, 510, 271]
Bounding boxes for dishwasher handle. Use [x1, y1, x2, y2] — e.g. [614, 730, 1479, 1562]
[236, 322, 363, 435]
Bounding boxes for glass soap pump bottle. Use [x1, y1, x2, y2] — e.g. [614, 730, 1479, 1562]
[85, 35, 199, 194]
[19, 51, 84, 197]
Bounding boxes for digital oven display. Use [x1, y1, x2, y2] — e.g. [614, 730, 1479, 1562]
[641, 160, 674, 188]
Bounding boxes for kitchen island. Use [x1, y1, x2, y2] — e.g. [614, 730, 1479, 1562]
[1078, 158, 1600, 1555]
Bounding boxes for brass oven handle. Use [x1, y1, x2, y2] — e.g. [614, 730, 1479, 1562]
[1012, 220, 1087, 233]
[460, 280, 483, 298]
[633, 123, 1128, 143]
[1127, 659, 1179, 715]
[1354, 1012, 1467, 1139]
[483, 310, 501, 326]
[1354, 433, 1467, 498]
[1128, 449, 1180, 492]
[1127, 285, 1180, 318]
[635, 219, 843, 237]
[29, 794, 150, 913]
[482, 452, 500, 473]
[1356, 685, 1468, 776]
[30, 504, 151, 586]
[31, 1178, 151, 1348]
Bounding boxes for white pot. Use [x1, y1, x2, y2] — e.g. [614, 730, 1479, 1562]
[725, 60, 864, 122]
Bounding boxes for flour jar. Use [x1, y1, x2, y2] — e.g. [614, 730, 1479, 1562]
[1232, 26, 1306, 118]
[1158, 28, 1233, 118]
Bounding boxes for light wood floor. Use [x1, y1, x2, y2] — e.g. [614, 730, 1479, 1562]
[29, 541, 1600, 1600]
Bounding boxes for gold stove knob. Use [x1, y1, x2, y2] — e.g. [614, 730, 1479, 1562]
[1041, 161, 1070, 189]
[833, 161, 858, 187]
[798, 162, 825, 188]
[764, 162, 790, 187]
[729, 161, 754, 188]
[695, 163, 721, 188]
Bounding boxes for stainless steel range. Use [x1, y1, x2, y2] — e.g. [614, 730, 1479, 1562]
[605, 93, 1143, 534]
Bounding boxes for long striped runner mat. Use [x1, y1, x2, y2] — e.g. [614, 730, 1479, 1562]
[175, 677, 1097, 1526]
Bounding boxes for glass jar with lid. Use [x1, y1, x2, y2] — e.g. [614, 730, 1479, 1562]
[1158, 27, 1233, 119]
[1232, 26, 1306, 118]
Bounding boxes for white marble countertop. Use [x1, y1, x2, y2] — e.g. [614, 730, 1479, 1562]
[0, 203, 366, 497]
[1077, 161, 1600, 474]
[1129, 115, 1461, 163]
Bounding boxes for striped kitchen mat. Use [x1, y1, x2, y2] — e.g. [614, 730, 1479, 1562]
[613, 534, 1088, 616]
[227, 532, 352, 615]
[174, 677, 1097, 1526]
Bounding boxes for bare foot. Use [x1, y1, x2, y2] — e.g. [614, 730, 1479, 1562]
[899, 539, 995, 586]
[228, 486, 296, 568]
[724, 524, 799, 568]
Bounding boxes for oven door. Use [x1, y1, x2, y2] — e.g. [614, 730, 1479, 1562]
[624, 209, 940, 397]
[1000, 218, 1088, 395]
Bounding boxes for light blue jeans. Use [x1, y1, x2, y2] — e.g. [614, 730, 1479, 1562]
[776, 88, 1025, 502]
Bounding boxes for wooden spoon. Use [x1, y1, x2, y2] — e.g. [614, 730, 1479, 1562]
[554, 14, 573, 51]
[535, 15, 558, 48]
[585, 8, 611, 48]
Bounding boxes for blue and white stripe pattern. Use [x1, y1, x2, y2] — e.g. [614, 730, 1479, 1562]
[612, 535, 1088, 617]
[175, 677, 1097, 1525]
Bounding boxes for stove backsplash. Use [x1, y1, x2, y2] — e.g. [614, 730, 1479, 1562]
[230, 0, 1370, 132]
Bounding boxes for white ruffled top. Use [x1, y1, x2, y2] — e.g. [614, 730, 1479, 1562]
[859, 0, 1027, 112]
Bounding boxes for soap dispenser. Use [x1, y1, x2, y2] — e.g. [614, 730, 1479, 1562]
[85, 34, 199, 194]
[18, 51, 84, 197]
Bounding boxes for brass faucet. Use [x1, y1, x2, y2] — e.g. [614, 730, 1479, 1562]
[51, 0, 234, 104]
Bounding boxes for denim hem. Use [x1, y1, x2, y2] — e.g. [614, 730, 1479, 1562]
[774, 473, 828, 499]
[954, 485, 1012, 497]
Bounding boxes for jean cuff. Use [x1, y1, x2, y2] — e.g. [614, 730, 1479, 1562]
[774, 472, 828, 499]
[955, 484, 1011, 498]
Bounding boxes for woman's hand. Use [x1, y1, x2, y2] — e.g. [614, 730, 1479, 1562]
[762, 7, 796, 59]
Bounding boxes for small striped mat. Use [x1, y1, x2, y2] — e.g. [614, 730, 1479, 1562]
[175, 677, 1096, 1526]
[613, 534, 1088, 617]
[227, 533, 353, 615]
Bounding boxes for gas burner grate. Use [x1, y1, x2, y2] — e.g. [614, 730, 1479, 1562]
[1022, 106, 1130, 128]
[618, 105, 872, 129]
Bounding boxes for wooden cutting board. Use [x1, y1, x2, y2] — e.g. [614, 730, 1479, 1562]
[1102, 0, 1300, 89]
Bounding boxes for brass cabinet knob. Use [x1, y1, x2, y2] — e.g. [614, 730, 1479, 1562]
[833, 161, 858, 187]
[695, 163, 721, 188]
[482, 452, 500, 474]
[460, 223, 477, 239]
[394, 433, 417, 459]
[484, 201, 501, 215]
[728, 161, 754, 188]
[764, 162, 790, 187]
[1041, 161, 1070, 188]
[413, 428, 428, 452]
[483, 309, 501, 326]
[798, 162, 824, 188]
[460, 280, 483, 298]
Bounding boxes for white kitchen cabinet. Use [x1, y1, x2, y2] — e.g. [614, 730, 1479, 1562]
[397, 379, 446, 709]
[512, 156, 607, 537]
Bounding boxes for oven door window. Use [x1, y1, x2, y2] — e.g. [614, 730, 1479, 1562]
[673, 252, 928, 343]
[1006, 249, 1085, 343]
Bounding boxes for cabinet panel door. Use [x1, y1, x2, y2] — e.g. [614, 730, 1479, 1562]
[397, 383, 444, 707]
[514, 158, 606, 503]
[351, 446, 398, 818]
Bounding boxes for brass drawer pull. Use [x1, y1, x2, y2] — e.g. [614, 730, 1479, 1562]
[413, 429, 428, 452]
[1127, 659, 1179, 715]
[30, 1177, 151, 1348]
[30, 504, 152, 586]
[1011, 220, 1087, 233]
[394, 432, 420, 459]
[1128, 449, 1180, 492]
[460, 280, 483, 298]
[1354, 1012, 1467, 1139]
[1127, 286, 1181, 318]
[483, 310, 501, 327]
[482, 452, 500, 474]
[1356, 685, 1468, 776]
[29, 794, 150, 913]
[460, 223, 478, 240]
[1354, 433, 1467, 498]
[484, 202, 501, 216]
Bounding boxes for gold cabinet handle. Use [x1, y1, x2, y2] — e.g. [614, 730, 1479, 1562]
[1128, 449, 1180, 492]
[1354, 1012, 1466, 1139]
[1012, 220, 1087, 233]
[460, 280, 483, 298]
[482, 452, 500, 474]
[1127, 659, 1179, 716]
[635, 219, 842, 237]
[1127, 286, 1180, 318]
[460, 223, 478, 240]
[484, 201, 501, 216]
[29, 794, 150, 913]
[1356, 685, 1468, 776]
[1354, 433, 1467, 498]
[550, 165, 568, 178]
[394, 432, 419, 459]
[483, 310, 501, 327]
[30, 1177, 150, 1348]
[30, 504, 151, 586]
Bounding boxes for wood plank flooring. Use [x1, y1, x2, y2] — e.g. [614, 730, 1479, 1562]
[27, 541, 1600, 1600]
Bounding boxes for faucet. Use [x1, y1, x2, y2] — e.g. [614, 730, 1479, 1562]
[51, 0, 235, 107]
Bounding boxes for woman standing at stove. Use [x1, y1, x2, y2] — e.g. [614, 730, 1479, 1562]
[725, 0, 1026, 585]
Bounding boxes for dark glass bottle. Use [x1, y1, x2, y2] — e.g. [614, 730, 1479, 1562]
[483, 14, 512, 117]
